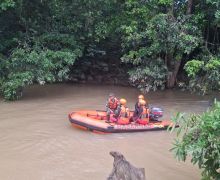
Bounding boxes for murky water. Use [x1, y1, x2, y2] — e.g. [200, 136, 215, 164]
[0, 84, 218, 180]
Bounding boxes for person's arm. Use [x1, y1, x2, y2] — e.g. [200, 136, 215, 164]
[134, 102, 139, 112]
[137, 107, 144, 118]
[106, 99, 110, 112]
[116, 105, 121, 117]
[125, 107, 130, 117]
[106, 99, 109, 108]
[145, 102, 149, 109]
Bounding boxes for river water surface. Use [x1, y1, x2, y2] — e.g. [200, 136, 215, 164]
[0, 84, 218, 180]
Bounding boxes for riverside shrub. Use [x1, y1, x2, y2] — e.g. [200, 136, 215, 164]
[170, 100, 220, 179]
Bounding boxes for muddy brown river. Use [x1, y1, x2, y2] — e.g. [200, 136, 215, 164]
[0, 84, 218, 180]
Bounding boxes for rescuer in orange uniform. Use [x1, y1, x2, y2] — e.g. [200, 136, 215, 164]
[106, 93, 120, 122]
[133, 95, 149, 121]
[135, 99, 150, 124]
[118, 98, 130, 118]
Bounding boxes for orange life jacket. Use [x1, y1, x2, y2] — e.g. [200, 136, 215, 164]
[120, 105, 129, 117]
[121, 105, 126, 113]
[108, 97, 119, 110]
[137, 106, 150, 125]
[141, 106, 149, 118]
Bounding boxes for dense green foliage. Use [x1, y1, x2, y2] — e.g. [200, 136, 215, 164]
[0, 0, 220, 100]
[121, 11, 201, 91]
[120, 0, 219, 93]
[0, 0, 15, 12]
[185, 55, 220, 94]
[2, 46, 81, 100]
[170, 101, 220, 179]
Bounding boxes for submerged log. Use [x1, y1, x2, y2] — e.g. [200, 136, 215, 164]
[107, 151, 146, 180]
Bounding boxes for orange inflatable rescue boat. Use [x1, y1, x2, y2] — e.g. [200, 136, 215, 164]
[68, 109, 175, 133]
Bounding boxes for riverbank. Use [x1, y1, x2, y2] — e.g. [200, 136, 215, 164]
[69, 58, 129, 86]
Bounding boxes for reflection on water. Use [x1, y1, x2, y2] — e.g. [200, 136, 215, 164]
[0, 84, 217, 180]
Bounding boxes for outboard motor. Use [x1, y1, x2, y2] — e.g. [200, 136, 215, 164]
[149, 107, 163, 121]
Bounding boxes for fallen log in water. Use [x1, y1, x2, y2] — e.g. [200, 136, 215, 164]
[107, 151, 146, 180]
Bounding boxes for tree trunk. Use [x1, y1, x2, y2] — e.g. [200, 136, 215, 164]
[187, 0, 193, 14]
[171, 0, 174, 16]
[166, 59, 181, 89]
[107, 151, 146, 180]
[205, 25, 209, 48]
[166, 0, 192, 89]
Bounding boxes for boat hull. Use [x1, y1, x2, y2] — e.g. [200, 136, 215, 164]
[68, 110, 174, 133]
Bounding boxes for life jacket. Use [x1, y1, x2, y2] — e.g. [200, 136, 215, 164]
[110, 108, 129, 125]
[120, 105, 129, 117]
[118, 105, 130, 125]
[137, 107, 149, 125]
[140, 106, 149, 119]
[108, 97, 119, 110]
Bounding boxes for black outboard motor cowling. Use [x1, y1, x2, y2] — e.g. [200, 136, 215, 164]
[149, 107, 163, 121]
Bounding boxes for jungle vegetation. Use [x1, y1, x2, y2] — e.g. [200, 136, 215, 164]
[170, 100, 220, 179]
[0, 0, 219, 100]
